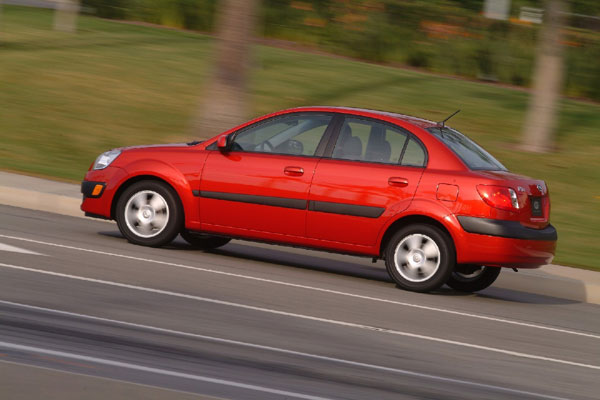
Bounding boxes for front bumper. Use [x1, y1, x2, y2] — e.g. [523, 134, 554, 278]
[81, 181, 106, 199]
[80, 166, 127, 219]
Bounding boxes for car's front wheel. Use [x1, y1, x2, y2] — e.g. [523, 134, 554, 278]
[384, 224, 455, 292]
[116, 180, 182, 247]
[180, 230, 231, 250]
[446, 265, 501, 292]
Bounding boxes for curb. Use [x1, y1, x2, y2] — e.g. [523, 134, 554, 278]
[1, 172, 599, 305]
[495, 267, 600, 305]
[0, 185, 83, 219]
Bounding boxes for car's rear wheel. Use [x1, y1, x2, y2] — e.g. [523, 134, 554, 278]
[116, 180, 182, 247]
[446, 265, 501, 292]
[384, 224, 455, 292]
[180, 230, 231, 250]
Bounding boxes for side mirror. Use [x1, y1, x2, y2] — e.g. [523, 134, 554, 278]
[217, 135, 230, 152]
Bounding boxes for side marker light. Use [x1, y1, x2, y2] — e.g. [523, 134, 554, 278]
[92, 184, 103, 196]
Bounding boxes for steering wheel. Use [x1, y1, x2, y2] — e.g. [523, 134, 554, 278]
[258, 141, 275, 152]
[286, 140, 304, 155]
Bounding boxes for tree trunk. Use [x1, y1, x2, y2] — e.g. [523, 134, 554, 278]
[54, 0, 81, 33]
[192, 0, 259, 139]
[520, 0, 566, 153]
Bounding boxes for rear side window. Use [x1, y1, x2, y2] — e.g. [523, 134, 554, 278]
[331, 117, 426, 167]
[402, 138, 426, 167]
[427, 127, 506, 171]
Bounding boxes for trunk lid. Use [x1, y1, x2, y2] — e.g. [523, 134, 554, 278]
[476, 170, 550, 228]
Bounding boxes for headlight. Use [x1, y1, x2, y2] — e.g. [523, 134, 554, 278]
[93, 149, 121, 170]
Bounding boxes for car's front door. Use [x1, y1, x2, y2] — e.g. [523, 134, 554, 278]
[200, 113, 335, 238]
[307, 116, 427, 247]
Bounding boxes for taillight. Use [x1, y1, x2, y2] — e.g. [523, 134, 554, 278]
[537, 184, 550, 220]
[477, 185, 520, 211]
[544, 185, 550, 217]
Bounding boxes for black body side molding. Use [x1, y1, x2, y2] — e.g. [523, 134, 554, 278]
[200, 191, 307, 210]
[309, 201, 384, 218]
[199, 191, 385, 218]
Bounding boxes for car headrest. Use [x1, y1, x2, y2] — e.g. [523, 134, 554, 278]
[366, 140, 391, 162]
[343, 136, 362, 159]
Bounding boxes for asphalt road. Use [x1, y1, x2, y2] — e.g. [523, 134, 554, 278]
[0, 205, 599, 400]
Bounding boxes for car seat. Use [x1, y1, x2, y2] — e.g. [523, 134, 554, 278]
[333, 125, 363, 160]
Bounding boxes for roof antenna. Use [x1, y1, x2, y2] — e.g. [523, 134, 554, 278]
[437, 109, 461, 129]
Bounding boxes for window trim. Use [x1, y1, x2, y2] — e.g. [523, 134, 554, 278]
[324, 114, 429, 168]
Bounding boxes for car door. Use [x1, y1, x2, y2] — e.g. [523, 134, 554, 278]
[200, 112, 335, 237]
[307, 116, 427, 246]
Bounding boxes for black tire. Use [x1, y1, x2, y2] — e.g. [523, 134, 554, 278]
[446, 265, 501, 292]
[115, 180, 183, 247]
[180, 230, 231, 250]
[384, 224, 455, 293]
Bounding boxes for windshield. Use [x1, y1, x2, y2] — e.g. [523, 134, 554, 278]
[426, 127, 507, 171]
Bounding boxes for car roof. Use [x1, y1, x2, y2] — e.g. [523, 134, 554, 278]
[282, 106, 439, 129]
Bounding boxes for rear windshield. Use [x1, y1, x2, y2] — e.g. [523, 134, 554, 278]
[426, 127, 507, 171]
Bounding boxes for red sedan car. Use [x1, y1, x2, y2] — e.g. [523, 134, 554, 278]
[81, 107, 557, 293]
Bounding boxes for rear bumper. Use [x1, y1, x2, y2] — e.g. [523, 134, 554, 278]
[453, 216, 557, 268]
[457, 216, 557, 241]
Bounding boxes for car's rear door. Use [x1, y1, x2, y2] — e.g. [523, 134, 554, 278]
[307, 116, 427, 246]
[199, 113, 336, 237]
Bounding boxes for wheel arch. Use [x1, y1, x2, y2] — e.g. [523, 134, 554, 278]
[378, 214, 456, 259]
[111, 175, 185, 222]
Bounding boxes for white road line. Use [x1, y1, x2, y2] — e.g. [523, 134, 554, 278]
[0, 233, 597, 340]
[1, 262, 599, 372]
[0, 242, 44, 256]
[0, 341, 333, 400]
[0, 299, 573, 400]
[0, 359, 215, 399]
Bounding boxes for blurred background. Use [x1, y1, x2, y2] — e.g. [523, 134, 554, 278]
[0, 0, 598, 269]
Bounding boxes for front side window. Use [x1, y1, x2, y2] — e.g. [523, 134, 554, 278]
[331, 117, 426, 167]
[426, 127, 506, 171]
[232, 114, 333, 156]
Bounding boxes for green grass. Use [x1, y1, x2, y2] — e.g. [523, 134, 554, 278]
[1, 6, 599, 270]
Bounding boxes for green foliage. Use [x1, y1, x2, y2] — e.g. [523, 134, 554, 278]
[80, 0, 600, 100]
[262, 0, 294, 33]
[570, 0, 600, 16]
[84, 0, 217, 31]
[565, 39, 600, 99]
[140, 0, 217, 31]
[326, 12, 398, 62]
[83, 0, 128, 19]
[448, 0, 484, 12]
[406, 46, 432, 68]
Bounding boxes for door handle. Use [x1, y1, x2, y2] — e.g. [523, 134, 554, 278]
[388, 177, 408, 187]
[284, 166, 304, 176]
